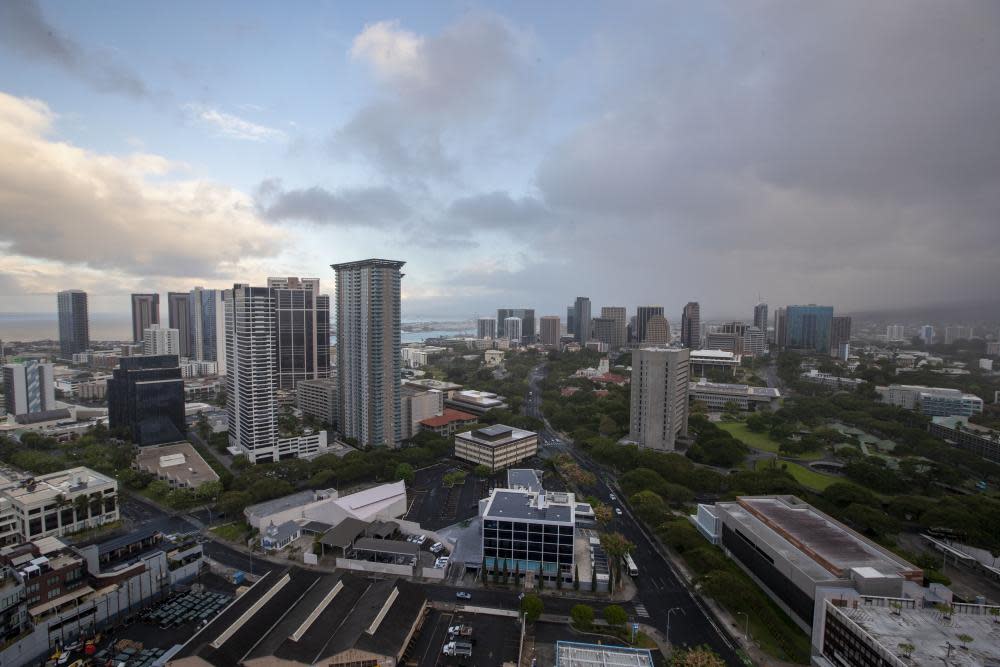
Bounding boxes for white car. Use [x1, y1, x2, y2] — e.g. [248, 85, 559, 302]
[416, 535, 427, 546]
[615, 507, 623, 516]
[609, 493, 617, 501]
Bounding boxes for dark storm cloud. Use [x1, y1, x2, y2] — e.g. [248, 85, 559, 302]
[256, 178, 412, 227]
[0, 0, 149, 98]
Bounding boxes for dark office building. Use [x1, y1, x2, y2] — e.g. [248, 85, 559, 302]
[830, 316, 852, 355]
[57, 290, 90, 359]
[636, 306, 665, 345]
[497, 308, 535, 344]
[680, 302, 700, 349]
[108, 355, 185, 446]
[785, 305, 834, 354]
[268, 278, 330, 391]
[167, 292, 192, 358]
[130, 293, 161, 343]
[572, 297, 592, 344]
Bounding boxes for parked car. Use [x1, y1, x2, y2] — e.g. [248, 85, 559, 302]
[430, 542, 444, 553]
[615, 507, 623, 516]
[416, 535, 427, 546]
[456, 591, 472, 600]
[609, 493, 617, 501]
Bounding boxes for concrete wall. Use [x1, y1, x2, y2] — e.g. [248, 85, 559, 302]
[335, 558, 415, 578]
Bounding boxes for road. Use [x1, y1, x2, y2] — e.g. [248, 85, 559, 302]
[524, 363, 744, 665]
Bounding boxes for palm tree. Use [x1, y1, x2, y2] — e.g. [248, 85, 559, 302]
[73, 494, 90, 525]
[898, 642, 915, 659]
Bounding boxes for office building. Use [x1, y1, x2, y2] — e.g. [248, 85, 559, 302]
[418, 408, 477, 437]
[706, 331, 741, 354]
[503, 317, 523, 344]
[987, 341, 1000, 356]
[743, 326, 767, 357]
[785, 305, 834, 354]
[642, 314, 670, 345]
[591, 317, 617, 349]
[693, 495, 922, 630]
[600, 306, 628, 350]
[130, 293, 160, 343]
[800, 370, 865, 390]
[108, 355, 186, 446]
[773, 306, 787, 348]
[885, 324, 905, 341]
[401, 384, 443, 439]
[689, 378, 780, 412]
[485, 349, 504, 366]
[334, 259, 404, 448]
[57, 290, 89, 359]
[268, 277, 330, 391]
[167, 292, 193, 358]
[928, 416, 1000, 464]
[636, 306, 666, 346]
[0, 466, 119, 543]
[497, 308, 535, 344]
[690, 349, 740, 377]
[920, 324, 935, 345]
[188, 287, 226, 374]
[400, 344, 445, 369]
[455, 424, 538, 472]
[539, 316, 561, 347]
[134, 442, 220, 489]
[566, 306, 575, 338]
[296, 378, 338, 427]
[480, 482, 575, 583]
[3, 360, 55, 417]
[753, 302, 768, 333]
[142, 324, 180, 356]
[830, 316, 852, 357]
[446, 390, 507, 415]
[875, 384, 983, 417]
[944, 325, 973, 345]
[572, 297, 592, 344]
[477, 317, 497, 340]
[681, 302, 700, 349]
[627, 347, 690, 451]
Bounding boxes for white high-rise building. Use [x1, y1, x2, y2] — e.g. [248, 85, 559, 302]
[886, 324, 905, 341]
[333, 259, 405, 448]
[503, 317, 522, 345]
[3, 360, 55, 417]
[743, 326, 767, 357]
[627, 347, 690, 451]
[189, 287, 227, 374]
[477, 317, 497, 340]
[142, 324, 180, 356]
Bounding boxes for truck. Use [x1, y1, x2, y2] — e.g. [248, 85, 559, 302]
[231, 570, 246, 585]
[442, 641, 473, 657]
[448, 624, 473, 638]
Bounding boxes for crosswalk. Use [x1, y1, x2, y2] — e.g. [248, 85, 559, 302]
[633, 603, 650, 618]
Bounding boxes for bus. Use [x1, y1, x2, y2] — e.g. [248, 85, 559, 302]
[623, 552, 638, 577]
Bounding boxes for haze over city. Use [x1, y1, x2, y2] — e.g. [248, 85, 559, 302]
[2, 1, 999, 320]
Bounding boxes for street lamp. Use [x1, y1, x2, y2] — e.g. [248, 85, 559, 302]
[666, 607, 684, 640]
[736, 611, 750, 640]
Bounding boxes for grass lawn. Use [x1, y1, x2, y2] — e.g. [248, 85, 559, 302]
[774, 461, 839, 491]
[211, 522, 251, 542]
[720, 422, 826, 461]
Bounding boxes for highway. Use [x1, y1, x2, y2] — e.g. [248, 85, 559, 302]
[525, 363, 745, 664]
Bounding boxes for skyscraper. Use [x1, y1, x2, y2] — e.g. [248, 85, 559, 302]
[268, 277, 330, 391]
[477, 317, 497, 340]
[566, 306, 575, 338]
[3, 360, 55, 417]
[592, 317, 617, 349]
[167, 292, 192, 358]
[333, 259, 404, 447]
[57, 290, 89, 359]
[785, 305, 834, 354]
[920, 325, 935, 345]
[642, 315, 671, 345]
[886, 324, 905, 341]
[636, 306, 666, 346]
[504, 317, 523, 344]
[628, 347, 690, 451]
[773, 307, 787, 348]
[130, 293, 160, 343]
[497, 309, 535, 344]
[681, 302, 700, 349]
[600, 306, 628, 350]
[540, 316, 561, 347]
[189, 287, 226, 374]
[572, 297, 592, 344]
[831, 316, 852, 356]
[108, 355, 185, 446]
[753, 302, 768, 333]
[143, 324, 180, 356]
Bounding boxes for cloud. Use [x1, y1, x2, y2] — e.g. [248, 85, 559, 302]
[0, 0, 148, 98]
[445, 191, 550, 228]
[0, 92, 284, 281]
[184, 103, 286, 142]
[256, 178, 411, 226]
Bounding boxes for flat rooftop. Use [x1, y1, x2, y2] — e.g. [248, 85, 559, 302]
[245, 490, 319, 519]
[831, 600, 1000, 666]
[690, 349, 739, 360]
[458, 424, 536, 446]
[689, 380, 780, 398]
[134, 442, 220, 486]
[507, 469, 543, 493]
[484, 489, 574, 524]
[4, 466, 115, 505]
[555, 641, 654, 667]
[720, 496, 920, 581]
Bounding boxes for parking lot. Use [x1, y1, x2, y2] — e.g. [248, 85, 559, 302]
[409, 608, 521, 666]
[405, 463, 494, 530]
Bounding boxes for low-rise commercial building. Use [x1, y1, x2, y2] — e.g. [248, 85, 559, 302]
[875, 384, 984, 417]
[928, 416, 1000, 464]
[418, 408, 478, 437]
[688, 379, 781, 412]
[400, 344, 446, 369]
[446, 389, 508, 415]
[484, 349, 504, 366]
[455, 424, 538, 472]
[689, 349, 741, 377]
[244, 481, 407, 533]
[403, 378, 462, 398]
[800, 370, 865, 390]
[134, 442, 220, 489]
[0, 467, 118, 545]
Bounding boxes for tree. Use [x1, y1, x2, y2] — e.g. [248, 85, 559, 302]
[594, 504, 614, 524]
[521, 594, 543, 623]
[570, 604, 594, 630]
[603, 604, 627, 628]
[473, 464, 492, 479]
[600, 532, 634, 591]
[898, 642, 915, 659]
[394, 463, 414, 484]
[217, 490, 253, 517]
[670, 647, 726, 667]
[957, 633, 974, 649]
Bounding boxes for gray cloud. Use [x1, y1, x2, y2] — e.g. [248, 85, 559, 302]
[445, 191, 549, 228]
[0, 0, 148, 98]
[257, 178, 412, 226]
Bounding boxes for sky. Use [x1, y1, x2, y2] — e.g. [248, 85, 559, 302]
[0, 0, 998, 323]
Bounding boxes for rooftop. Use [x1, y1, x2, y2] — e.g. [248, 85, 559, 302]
[690, 379, 781, 398]
[484, 489, 574, 524]
[507, 469, 544, 493]
[4, 466, 116, 505]
[690, 349, 739, 360]
[458, 424, 536, 446]
[244, 490, 321, 519]
[450, 389, 505, 406]
[404, 378, 462, 391]
[555, 641, 655, 667]
[134, 442, 220, 486]
[932, 416, 997, 436]
[418, 408, 477, 428]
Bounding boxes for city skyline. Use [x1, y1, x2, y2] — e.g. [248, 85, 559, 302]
[1, 2, 998, 320]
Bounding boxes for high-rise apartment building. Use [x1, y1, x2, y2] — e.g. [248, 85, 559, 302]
[628, 347, 690, 451]
[108, 355, 185, 446]
[267, 277, 330, 391]
[3, 360, 55, 417]
[920, 324, 935, 344]
[830, 316, 852, 356]
[886, 324, 906, 341]
[773, 307, 787, 348]
[142, 324, 180, 356]
[477, 317, 497, 340]
[226, 284, 278, 460]
[167, 292, 192, 358]
[57, 290, 89, 359]
[753, 302, 768, 333]
[504, 317, 523, 344]
[600, 306, 628, 350]
[497, 309, 535, 344]
[189, 287, 226, 374]
[944, 326, 972, 345]
[130, 294, 160, 343]
[785, 305, 834, 354]
[334, 259, 404, 448]
[636, 306, 666, 346]
[539, 316, 561, 347]
[642, 315, 671, 345]
[572, 297, 592, 344]
[681, 302, 700, 349]
[743, 327, 766, 357]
